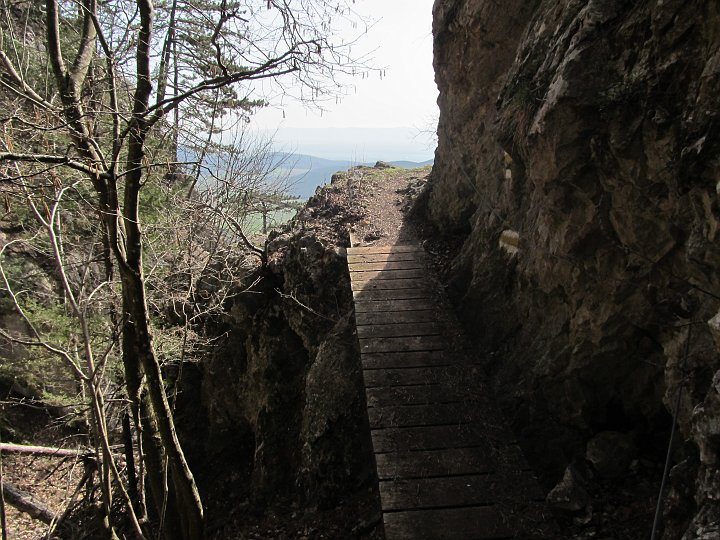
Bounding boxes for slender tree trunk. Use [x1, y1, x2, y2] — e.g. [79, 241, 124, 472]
[119, 292, 181, 539]
[115, 3, 204, 537]
[119, 271, 203, 539]
[137, 391, 181, 539]
[122, 412, 139, 513]
[0, 439, 7, 540]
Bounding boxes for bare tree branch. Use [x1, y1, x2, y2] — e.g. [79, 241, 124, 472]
[0, 152, 108, 178]
[69, 0, 98, 84]
[0, 50, 57, 112]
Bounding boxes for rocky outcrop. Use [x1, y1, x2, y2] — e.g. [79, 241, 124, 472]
[177, 183, 376, 522]
[430, 0, 720, 536]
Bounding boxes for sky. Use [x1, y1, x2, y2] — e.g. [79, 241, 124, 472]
[249, 0, 439, 161]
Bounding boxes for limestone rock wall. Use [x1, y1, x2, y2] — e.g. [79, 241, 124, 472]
[178, 185, 375, 515]
[430, 0, 720, 536]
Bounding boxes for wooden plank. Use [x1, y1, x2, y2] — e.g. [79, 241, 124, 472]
[382, 506, 514, 540]
[355, 310, 437, 326]
[348, 252, 424, 264]
[375, 447, 495, 480]
[371, 424, 489, 453]
[363, 366, 456, 387]
[348, 260, 426, 272]
[367, 403, 472, 429]
[365, 385, 465, 408]
[361, 350, 455, 369]
[347, 245, 422, 255]
[349, 268, 426, 281]
[359, 335, 445, 354]
[357, 322, 441, 339]
[346, 248, 551, 540]
[380, 474, 543, 512]
[354, 299, 436, 313]
[380, 474, 507, 511]
[351, 277, 429, 291]
[353, 288, 433, 301]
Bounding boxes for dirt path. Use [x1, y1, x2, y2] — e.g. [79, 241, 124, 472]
[339, 164, 429, 247]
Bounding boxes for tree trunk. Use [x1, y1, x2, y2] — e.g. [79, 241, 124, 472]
[0, 443, 90, 457]
[122, 411, 141, 515]
[1, 482, 54, 525]
[120, 271, 203, 540]
[116, 3, 204, 536]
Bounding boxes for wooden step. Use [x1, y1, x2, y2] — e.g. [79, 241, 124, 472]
[361, 350, 457, 369]
[363, 366, 463, 387]
[348, 260, 426, 272]
[382, 506, 514, 540]
[371, 424, 490, 453]
[350, 268, 426, 281]
[381, 474, 502, 511]
[375, 447, 496, 480]
[353, 287, 434, 302]
[357, 322, 442, 339]
[380, 473, 544, 511]
[365, 385, 466, 408]
[348, 251, 425, 264]
[354, 299, 437, 313]
[347, 245, 422, 255]
[355, 309, 437, 326]
[359, 335, 446, 354]
[367, 403, 473, 429]
[351, 277, 429, 291]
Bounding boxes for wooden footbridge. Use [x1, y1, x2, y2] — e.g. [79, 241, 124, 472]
[347, 243, 549, 539]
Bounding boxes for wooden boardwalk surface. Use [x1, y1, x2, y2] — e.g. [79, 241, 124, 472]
[347, 244, 548, 540]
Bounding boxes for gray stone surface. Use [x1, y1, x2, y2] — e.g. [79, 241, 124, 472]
[585, 431, 636, 480]
[546, 465, 589, 513]
[430, 0, 720, 535]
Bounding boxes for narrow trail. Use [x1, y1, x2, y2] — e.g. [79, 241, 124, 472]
[344, 166, 555, 539]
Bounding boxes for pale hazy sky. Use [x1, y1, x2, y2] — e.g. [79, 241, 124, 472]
[250, 0, 438, 132]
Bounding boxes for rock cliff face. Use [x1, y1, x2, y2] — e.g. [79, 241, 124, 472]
[177, 183, 378, 531]
[430, 0, 720, 536]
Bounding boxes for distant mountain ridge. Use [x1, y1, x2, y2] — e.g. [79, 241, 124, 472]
[271, 153, 433, 198]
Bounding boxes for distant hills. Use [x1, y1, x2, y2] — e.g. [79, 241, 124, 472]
[270, 153, 434, 198]
[262, 127, 437, 163]
[389, 159, 435, 169]
[177, 146, 433, 199]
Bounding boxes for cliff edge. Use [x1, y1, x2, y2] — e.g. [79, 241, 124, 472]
[428, 0, 720, 537]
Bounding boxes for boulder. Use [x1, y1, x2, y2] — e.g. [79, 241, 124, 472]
[373, 161, 394, 169]
[546, 465, 590, 513]
[585, 431, 637, 480]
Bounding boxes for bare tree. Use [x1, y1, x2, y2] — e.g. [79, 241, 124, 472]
[0, 178, 143, 538]
[0, 0, 366, 537]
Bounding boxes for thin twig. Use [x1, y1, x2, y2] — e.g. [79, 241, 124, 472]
[275, 288, 336, 321]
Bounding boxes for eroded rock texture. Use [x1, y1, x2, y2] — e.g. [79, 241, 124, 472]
[430, 0, 720, 536]
[178, 185, 375, 519]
